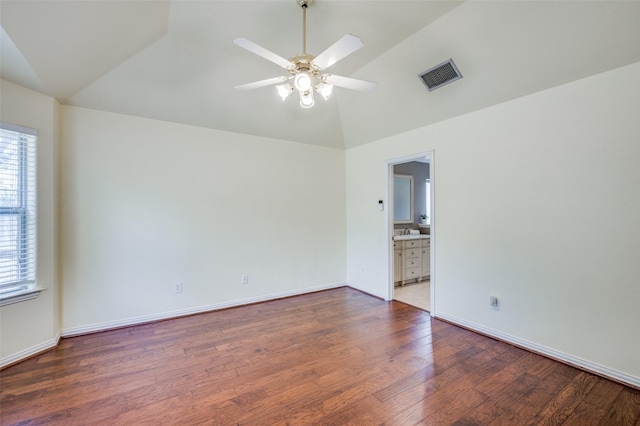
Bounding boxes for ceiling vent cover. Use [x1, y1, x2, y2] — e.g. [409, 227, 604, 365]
[419, 59, 462, 91]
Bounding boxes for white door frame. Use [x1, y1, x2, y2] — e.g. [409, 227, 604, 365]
[385, 150, 435, 314]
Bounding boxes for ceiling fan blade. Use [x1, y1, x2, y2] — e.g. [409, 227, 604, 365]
[324, 75, 377, 92]
[234, 38, 294, 70]
[311, 34, 364, 71]
[235, 76, 289, 90]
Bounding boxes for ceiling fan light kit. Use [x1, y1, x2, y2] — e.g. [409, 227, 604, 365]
[234, 0, 376, 109]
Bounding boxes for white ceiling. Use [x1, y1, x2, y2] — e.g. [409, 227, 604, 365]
[2, 1, 639, 149]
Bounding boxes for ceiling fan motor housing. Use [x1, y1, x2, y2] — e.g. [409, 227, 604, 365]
[296, 0, 313, 8]
[289, 53, 316, 73]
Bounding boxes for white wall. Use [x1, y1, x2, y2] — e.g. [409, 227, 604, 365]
[0, 80, 60, 365]
[346, 62, 640, 386]
[60, 106, 346, 333]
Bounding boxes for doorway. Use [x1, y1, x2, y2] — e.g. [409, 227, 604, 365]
[387, 152, 434, 313]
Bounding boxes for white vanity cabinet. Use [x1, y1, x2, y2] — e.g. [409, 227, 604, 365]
[403, 242, 421, 284]
[393, 241, 402, 283]
[421, 238, 430, 279]
[394, 236, 430, 285]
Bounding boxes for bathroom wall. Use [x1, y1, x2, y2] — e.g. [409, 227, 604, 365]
[394, 161, 430, 230]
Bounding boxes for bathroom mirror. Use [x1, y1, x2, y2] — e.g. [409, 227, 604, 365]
[394, 174, 414, 224]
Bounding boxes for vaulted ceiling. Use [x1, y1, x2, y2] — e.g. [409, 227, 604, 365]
[2, 1, 639, 149]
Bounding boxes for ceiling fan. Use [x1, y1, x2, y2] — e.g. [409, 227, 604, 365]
[234, 0, 377, 109]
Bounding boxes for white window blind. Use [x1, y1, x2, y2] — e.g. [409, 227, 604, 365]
[0, 123, 37, 297]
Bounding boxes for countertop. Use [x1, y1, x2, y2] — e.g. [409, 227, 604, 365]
[393, 234, 430, 240]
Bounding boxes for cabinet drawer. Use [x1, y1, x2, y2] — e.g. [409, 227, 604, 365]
[393, 241, 402, 250]
[404, 248, 420, 258]
[404, 267, 420, 280]
[422, 238, 431, 247]
[404, 258, 420, 269]
[403, 240, 420, 249]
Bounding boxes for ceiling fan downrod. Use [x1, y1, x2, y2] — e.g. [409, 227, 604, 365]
[297, 0, 313, 55]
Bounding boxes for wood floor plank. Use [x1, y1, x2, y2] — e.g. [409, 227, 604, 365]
[1, 287, 638, 425]
[599, 387, 640, 425]
[533, 372, 600, 424]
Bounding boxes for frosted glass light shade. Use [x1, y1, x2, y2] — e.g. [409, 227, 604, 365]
[316, 83, 333, 100]
[276, 83, 293, 100]
[294, 72, 312, 92]
[299, 90, 314, 108]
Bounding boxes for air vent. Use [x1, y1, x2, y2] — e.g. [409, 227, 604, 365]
[419, 59, 462, 91]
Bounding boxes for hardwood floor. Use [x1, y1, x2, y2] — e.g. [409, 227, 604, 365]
[1, 287, 639, 425]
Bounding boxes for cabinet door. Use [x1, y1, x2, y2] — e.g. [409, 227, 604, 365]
[394, 250, 402, 282]
[421, 246, 430, 278]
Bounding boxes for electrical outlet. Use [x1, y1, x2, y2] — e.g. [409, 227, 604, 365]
[490, 296, 499, 310]
[174, 282, 183, 293]
[242, 274, 249, 284]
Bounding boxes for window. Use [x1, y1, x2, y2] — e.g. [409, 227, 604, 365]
[0, 123, 38, 306]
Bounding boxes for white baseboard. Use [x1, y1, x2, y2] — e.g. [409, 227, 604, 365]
[7, 287, 638, 391]
[61, 282, 346, 337]
[1, 331, 60, 369]
[345, 282, 386, 300]
[435, 311, 640, 389]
